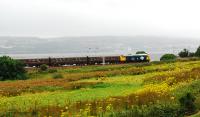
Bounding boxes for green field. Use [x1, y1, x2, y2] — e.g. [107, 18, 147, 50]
[1, 60, 200, 116]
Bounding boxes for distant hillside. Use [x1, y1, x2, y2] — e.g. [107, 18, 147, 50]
[0, 36, 199, 58]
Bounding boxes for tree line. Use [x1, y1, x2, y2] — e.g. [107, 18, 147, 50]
[178, 46, 200, 58]
[160, 46, 200, 61]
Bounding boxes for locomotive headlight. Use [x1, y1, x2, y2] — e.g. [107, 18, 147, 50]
[146, 55, 150, 61]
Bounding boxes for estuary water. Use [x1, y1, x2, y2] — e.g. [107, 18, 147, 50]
[0, 36, 199, 61]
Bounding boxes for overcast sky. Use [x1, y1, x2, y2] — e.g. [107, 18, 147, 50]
[0, 0, 200, 38]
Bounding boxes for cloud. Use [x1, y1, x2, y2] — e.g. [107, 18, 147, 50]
[0, 0, 200, 38]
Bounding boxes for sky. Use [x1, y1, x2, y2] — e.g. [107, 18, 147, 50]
[0, 0, 200, 38]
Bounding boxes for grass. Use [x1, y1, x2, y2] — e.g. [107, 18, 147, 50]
[189, 112, 200, 117]
[1, 60, 200, 116]
[0, 75, 143, 112]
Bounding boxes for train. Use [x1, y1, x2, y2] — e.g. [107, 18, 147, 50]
[19, 54, 150, 67]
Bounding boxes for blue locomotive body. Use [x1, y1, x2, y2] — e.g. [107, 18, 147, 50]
[125, 54, 150, 62]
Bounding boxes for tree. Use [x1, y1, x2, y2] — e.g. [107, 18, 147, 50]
[189, 52, 195, 57]
[178, 49, 189, 58]
[160, 54, 177, 61]
[0, 56, 27, 81]
[195, 46, 200, 57]
[136, 51, 147, 54]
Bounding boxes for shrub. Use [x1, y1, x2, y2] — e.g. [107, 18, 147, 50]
[52, 73, 64, 79]
[148, 104, 179, 117]
[0, 56, 27, 81]
[160, 54, 177, 61]
[178, 49, 189, 58]
[40, 64, 48, 71]
[179, 93, 196, 115]
[111, 104, 179, 117]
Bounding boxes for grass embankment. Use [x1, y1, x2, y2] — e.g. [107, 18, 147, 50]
[1, 61, 200, 116]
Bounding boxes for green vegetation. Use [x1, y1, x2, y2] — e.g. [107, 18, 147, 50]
[52, 73, 64, 79]
[160, 54, 177, 61]
[1, 60, 200, 116]
[0, 56, 27, 81]
[195, 46, 200, 57]
[40, 64, 48, 71]
[136, 51, 147, 54]
[48, 68, 57, 73]
[179, 48, 190, 57]
[179, 93, 196, 115]
[178, 45, 200, 58]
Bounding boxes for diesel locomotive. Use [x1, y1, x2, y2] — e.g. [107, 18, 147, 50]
[19, 54, 150, 67]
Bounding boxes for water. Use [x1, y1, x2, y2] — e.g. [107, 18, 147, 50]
[0, 36, 199, 61]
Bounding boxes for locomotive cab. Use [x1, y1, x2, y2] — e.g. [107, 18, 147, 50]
[125, 54, 150, 63]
